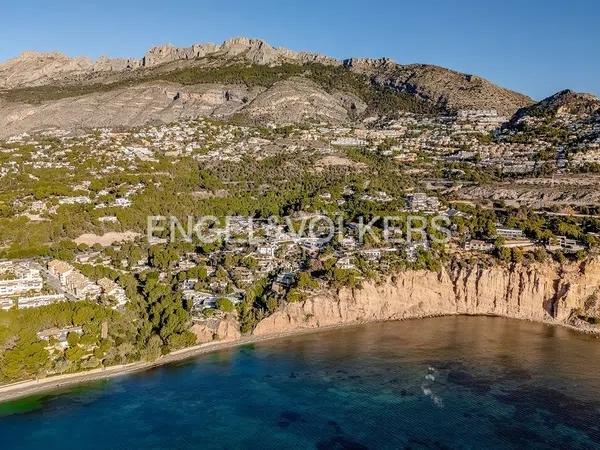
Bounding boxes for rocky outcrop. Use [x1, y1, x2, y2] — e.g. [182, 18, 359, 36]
[0, 51, 141, 89]
[243, 77, 355, 124]
[345, 59, 532, 116]
[142, 38, 338, 68]
[253, 258, 600, 336]
[343, 57, 396, 72]
[191, 317, 242, 344]
[142, 43, 218, 67]
[0, 81, 263, 137]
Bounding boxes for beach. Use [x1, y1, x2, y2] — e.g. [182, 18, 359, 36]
[0, 324, 355, 403]
[0, 314, 597, 404]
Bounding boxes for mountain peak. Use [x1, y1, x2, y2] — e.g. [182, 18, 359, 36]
[534, 89, 599, 115]
[221, 36, 270, 48]
[507, 88, 600, 129]
[549, 89, 599, 103]
[139, 37, 337, 68]
[343, 57, 396, 71]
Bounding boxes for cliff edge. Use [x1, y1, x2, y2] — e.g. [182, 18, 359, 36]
[253, 258, 600, 336]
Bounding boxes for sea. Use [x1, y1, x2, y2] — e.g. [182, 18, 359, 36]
[1, 316, 600, 449]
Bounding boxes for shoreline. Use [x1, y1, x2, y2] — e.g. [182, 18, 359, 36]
[0, 314, 597, 404]
[0, 322, 355, 404]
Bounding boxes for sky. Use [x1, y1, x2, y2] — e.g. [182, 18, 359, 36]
[1, 0, 598, 100]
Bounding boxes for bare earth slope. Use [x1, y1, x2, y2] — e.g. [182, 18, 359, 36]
[0, 77, 358, 136]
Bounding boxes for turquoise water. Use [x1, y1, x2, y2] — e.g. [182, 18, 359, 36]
[2, 316, 600, 449]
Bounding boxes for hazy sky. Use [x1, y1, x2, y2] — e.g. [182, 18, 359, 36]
[1, 0, 598, 99]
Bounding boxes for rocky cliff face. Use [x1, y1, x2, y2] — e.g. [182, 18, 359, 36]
[253, 258, 600, 336]
[142, 38, 338, 68]
[191, 317, 242, 344]
[0, 82, 263, 137]
[0, 75, 365, 137]
[0, 37, 339, 90]
[345, 59, 532, 116]
[0, 52, 141, 89]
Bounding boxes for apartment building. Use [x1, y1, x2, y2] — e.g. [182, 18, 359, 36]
[496, 227, 525, 240]
[97, 278, 127, 306]
[18, 294, 66, 309]
[0, 261, 43, 297]
[48, 259, 101, 300]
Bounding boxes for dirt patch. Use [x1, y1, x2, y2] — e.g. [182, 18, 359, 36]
[316, 155, 367, 170]
[74, 231, 140, 247]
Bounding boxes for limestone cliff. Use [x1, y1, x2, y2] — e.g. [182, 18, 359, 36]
[253, 258, 600, 336]
[191, 317, 242, 344]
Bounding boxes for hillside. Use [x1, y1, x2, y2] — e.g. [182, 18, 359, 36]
[501, 90, 600, 147]
[344, 58, 532, 116]
[0, 37, 535, 137]
[510, 89, 600, 122]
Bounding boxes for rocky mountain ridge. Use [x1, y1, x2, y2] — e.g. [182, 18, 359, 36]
[344, 57, 532, 116]
[0, 37, 338, 90]
[0, 36, 578, 137]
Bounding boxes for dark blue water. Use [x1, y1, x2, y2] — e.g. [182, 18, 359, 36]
[2, 316, 600, 449]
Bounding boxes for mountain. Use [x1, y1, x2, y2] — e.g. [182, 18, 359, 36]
[0, 38, 337, 89]
[0, 37, 534, 137]
[509, 89, 600, 123]
[343, 58, 531, 116]
[502, 90, 600, 146]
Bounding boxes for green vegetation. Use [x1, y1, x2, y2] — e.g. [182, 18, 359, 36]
[216, 298, 235, 313]
[0, 265, 197, 381]
[1, 62, 441, 116]
[1, 93, 599, 384]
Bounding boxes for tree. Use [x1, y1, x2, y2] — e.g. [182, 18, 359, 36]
[73, 306, 98, 325]
[511, 248, 524, 264]
[142, 335, 163, 361]
[167, 331, 196, 350]
[149, 246, 179, 271]
[265, 296, 279, 313]
[0, 334, 49, 381]
[330, 268, 361, 288]
[297, 272, 318, 290]
[533, 248, 547, 263]
[65, 345, 86, 362]
[66, 331, 80, 347]
[285, 288, 305, 303]
[242, 257, 258, 270]
[497, 246, 512, 263]
[216, 298, 235, 313]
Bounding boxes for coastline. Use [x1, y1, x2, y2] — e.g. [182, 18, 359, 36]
[0, 313, 597, 404]
[0, 322, 355, 404]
